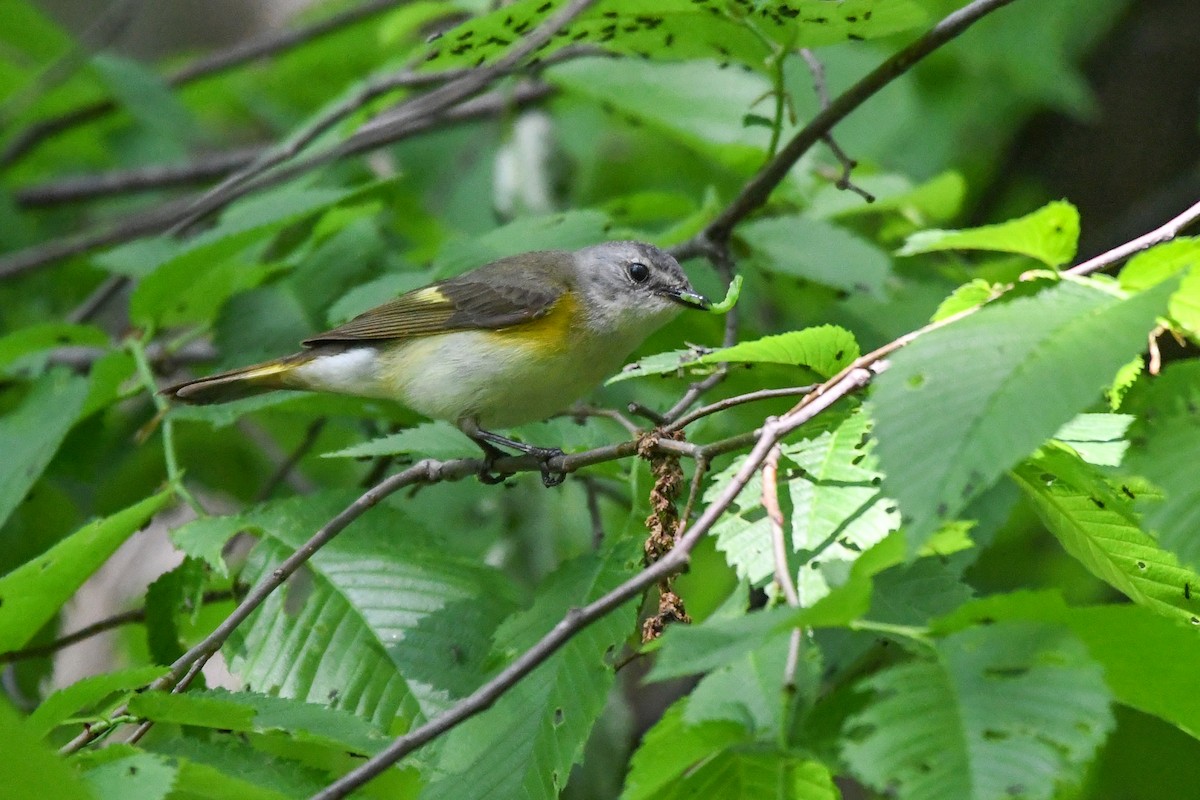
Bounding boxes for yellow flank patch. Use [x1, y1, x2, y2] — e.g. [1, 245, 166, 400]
[492, 291, 579, 354]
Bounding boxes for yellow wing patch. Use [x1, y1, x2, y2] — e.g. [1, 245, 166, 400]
[488, 291, 580, 353]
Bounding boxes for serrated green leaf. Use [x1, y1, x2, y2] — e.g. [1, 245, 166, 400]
[423, 0, 925, 72]
[1106, 356, 1143, 410]
[1117, 237, 1200, 339]
[1012, 447, 1200, 623]
[742, 215, 892, 295]
[128, 689, 391, 755]
[623, 701, 837, 800]
[934, 591, 1200, 738]
[873, 278, 1174, 554]
[173, 493, 515, 728]
[931, 278, 999, 321]
[1118, 237, 1200, 291]
[897, 200, 1080, 267]
[1123, 363, 1200, 568]
[422, 544, 637, 800]
[606, 345, 716, 384]
[809, 171, 966, 224]
[0, 490, 172, 653]
[25, 666, 166, 740]
[705, 326, 860, 378]
[0, 370, 90, 530]
[150, 737, 330, 800]
[81, 750, 176, 800]
[1051, 412, 1133, 466]
[843, 621, 1113, 800]
[709, 409, 894, 599]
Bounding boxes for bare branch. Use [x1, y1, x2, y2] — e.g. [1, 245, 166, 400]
[14, 148, 261, 208]
[799, 48, 874, 203]
[701, 0, 1021, 245]
[0, 589, 234, 664]
[0, 82, 554, 280]
[667, 386, 817, 432]
[1064, 198, 1200, 277]
[0, 0, 411, 167]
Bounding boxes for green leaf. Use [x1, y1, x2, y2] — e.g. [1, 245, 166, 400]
[91, 53, 195, 149]
[25, 666, 166, 740]
[551, 58, 773, 171]
[843, 621, 1113, 800]
[706, 326, 860, 377]
[650, 576, 872, 682]
[423, 0, 926, 72]
[124, 185, 361, 329]
[742, 215, 892, 295]
[0, 370, 90, 530]
[81, 750, 176, 800]
[1013, 447, 1200, 623]
[434, 210, 611, 277]
[935, 591, 1200, 738]
[709, 409, 895, 598]
[897, 200, 1080, 267]
[610, 326, 859, 385]
[1051, 412, 1133, 466]
[172, 493, 515, 728]
[931, 278, 1000, 321]
[0, 490, 172, 653]
[605, 345, 716, 384]
[1123, 362, 1200, 568]
[622, 702, 837, 800]
[149, 737, 336, 800]
[128, 689, 391, 755]
[422, 544, 637, 800]
[811, 171, 967, 223]
[873, 278, 1174, 553]
[322, 421, 477, 460]
[1118, 237, 1200, 339]
[0, 699, 93, 800]
[0, 323, 107, 375]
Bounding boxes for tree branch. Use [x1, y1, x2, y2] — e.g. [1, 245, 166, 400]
[0, 589, 235, 664]
[0, 81, 554, 280]
[699, 0, 1021, 245]
[1064, 197, 1200, 276]
[0, 0, 413, 167]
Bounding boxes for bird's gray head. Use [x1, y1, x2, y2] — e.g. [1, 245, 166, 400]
[572, 241, 708, 334]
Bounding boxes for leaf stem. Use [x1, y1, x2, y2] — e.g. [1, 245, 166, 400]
[127, 336, 206, 517]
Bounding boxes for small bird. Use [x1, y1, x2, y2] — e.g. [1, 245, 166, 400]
[164, 241, 709, 485]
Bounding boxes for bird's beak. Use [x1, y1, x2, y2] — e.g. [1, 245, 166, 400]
[661, 286, 710, 310]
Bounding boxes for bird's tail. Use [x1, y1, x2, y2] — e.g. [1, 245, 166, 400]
[162, 352, 314, 405]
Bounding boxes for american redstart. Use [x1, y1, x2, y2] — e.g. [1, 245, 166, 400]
[164, 241, 709, 485]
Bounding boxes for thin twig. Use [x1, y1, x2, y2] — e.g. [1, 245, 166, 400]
[0, 590, 235, 663]
[667, 386, 817, 432]
[1064, 198, 1200, 276]
[0, 0, 411, 167]
[0, 82, 553, 282]
[14, 148, 261, 208]
[168, 4, 596, 236]
[254, 418, 328, 501]
[762, 446, 803, 690]
[799, 49, 874, 203]
[701, 0, 1020, 245]
[580, 476, 607, 548]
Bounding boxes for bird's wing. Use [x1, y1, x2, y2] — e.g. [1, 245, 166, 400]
[302, 252, 570, 346]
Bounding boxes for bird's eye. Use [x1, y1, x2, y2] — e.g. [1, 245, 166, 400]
[628, 262, 650, 283]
